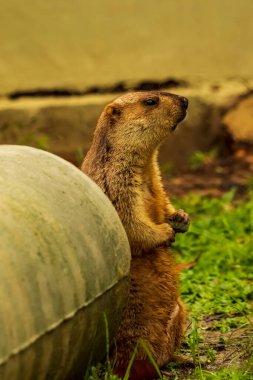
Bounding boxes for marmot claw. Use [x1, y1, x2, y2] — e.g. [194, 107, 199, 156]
[167, 209, 190, 233]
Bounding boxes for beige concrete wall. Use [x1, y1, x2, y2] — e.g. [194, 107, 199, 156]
[0, 0, 252, 95]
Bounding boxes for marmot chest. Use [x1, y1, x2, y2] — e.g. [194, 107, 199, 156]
[142, 184, 166, 224]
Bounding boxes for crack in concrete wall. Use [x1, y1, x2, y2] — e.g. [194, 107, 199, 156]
[7, 79, 187, 100]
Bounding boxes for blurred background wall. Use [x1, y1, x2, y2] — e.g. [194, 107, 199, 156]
[0, 0, 252, 94]
[0, 0, 252, 168]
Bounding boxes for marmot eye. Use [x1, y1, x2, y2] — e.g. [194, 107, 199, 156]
[143, 98, 159, 106]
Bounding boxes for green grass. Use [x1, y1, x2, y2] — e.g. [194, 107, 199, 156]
[175, 190, 253, 317]
[170, 190, 253, 379]
[86, 190, 253, 379]
[189, 149, 217, 170]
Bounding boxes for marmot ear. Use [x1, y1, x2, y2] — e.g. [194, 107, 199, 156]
[105, 104, 121, 120]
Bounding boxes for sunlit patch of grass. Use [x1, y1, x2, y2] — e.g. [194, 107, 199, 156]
[191, 365, 253, 380]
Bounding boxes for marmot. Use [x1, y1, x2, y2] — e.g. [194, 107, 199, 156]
[82, 91, 190, 379]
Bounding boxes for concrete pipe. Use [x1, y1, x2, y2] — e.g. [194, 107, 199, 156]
[0, 145, 130, 380]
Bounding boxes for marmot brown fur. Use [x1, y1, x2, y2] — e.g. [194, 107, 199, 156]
[82, 91, 190, 379]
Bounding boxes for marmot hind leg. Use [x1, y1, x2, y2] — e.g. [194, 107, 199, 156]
[111, 249, 187, 379]
[113, 359, 159, 380]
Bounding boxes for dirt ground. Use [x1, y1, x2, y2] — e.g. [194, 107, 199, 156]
[160, 317, 253, 379]
[165, 143, 253, 199]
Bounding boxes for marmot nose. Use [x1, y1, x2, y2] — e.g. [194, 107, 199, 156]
[179, 96, 188, 110]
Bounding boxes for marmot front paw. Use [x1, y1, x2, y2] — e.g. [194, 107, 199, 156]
[167, 209, 190, 233]
[157, 223, 175, 247]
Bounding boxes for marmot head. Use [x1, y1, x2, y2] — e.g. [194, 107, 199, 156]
[95, 91, 188, 156]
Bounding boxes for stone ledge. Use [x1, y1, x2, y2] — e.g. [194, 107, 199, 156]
[223, 94, 253, 142]
[0, 81, 252, 168]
